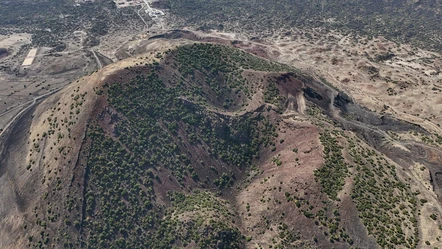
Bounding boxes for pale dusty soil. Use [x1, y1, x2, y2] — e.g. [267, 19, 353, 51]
[0, 33, 32, 54]
[236, 119, 324, 248]
[0, 42, 96, 132]
[25, 38, 183, 184]
[268, 31, 442, 134]
[0, 41, 182, 248]
[0, 24, 160, 131]
[189, 32, 442, 245]
[192, 28, 442, 247]
[195, 29, 442, 136]
[22, 48, 38, 66]
[3, 19, 442, 247]
[0, 25, 146, 132]
[406, 162, 442, 247]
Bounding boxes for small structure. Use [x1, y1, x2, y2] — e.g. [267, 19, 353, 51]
[113, 0, 143, 8]
[143, 0, 165, 17]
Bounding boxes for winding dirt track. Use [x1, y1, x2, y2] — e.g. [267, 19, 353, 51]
[0, 88, 60, 138]
[91, 50, 103, 69]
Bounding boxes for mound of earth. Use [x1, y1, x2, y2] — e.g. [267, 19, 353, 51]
[1, 41, 442, 249]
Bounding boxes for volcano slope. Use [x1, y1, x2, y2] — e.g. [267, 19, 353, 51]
[1, 42, 442, 249]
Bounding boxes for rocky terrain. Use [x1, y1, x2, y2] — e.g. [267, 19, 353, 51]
[1, 36, 442, 249]
[2, 1, 442, 249]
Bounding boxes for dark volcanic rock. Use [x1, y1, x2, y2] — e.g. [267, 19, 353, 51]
[333, 92, 352, 110]
[0, 48, 9, 59]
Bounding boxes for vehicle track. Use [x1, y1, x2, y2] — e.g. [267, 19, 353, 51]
[91, 50, 103, 69]
[0, 88, 60, 137]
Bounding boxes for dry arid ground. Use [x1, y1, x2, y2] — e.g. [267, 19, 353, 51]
[0, 39, 187, 248]
[2, 13, 442, 246]
[0, 22, 147, 132]
[193, 29, 442, 134]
